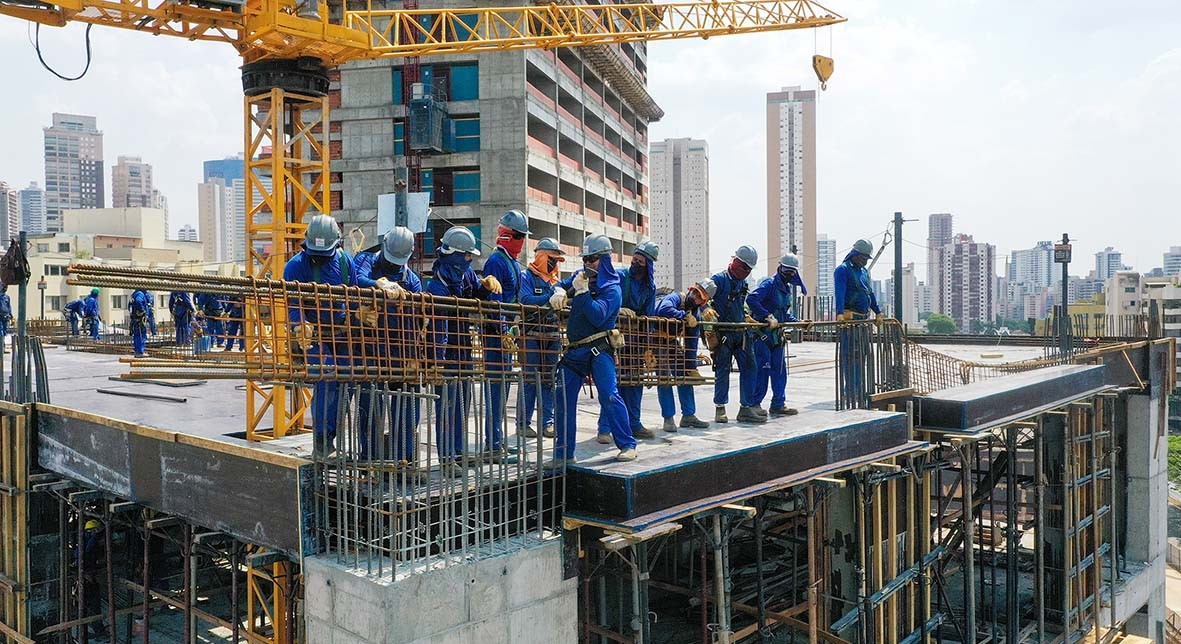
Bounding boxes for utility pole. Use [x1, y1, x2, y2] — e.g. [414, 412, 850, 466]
[1053, 233, 1072, 354]
[892, 212, 916, 324]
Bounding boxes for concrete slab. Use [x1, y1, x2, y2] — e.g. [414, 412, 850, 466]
[915, 364, 1106, 431]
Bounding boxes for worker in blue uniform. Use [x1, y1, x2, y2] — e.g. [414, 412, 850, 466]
[517, 237, 566, 439]
[426, 226, 501, 468]
[143, 290, 157, 335]
[129, 289, 152, 356]
[283, 214, 355, 458]
[606, 240, 659, 441]
[710, 245, 764, 424]
[656, 279, 716, 432]
[552, 234, 637, 465]
[354, 226, 423, 462]
[64, 297, 85, 336]
[834, 239, 882, 406]
[481, 210, 529, 459]
[0, 286, 11, 339]
[82, 288, 102, 340]
[169, 291, 195, 345]
[222, 295, 244, 351]
[195, 292, 225, 348]
[748, 253, 807, 417]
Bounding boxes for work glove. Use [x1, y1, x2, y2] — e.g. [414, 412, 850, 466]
[291, 322, 316, 352]
[503, 334, 519, 356]
[698, 353, 713, 366]
[480, 275, 503, 295]
[802, 319, 815, 331]
[684, 314, 698, 329]
[571, 271, 590, 296]
[357, 305, 379, 329]
[375, 277, 406, 300]
[745, 314, 757, 324]
[701, 307, 719, 322]
[548, 290, 568, 310]
[766, 314, 779, 330]
[875, 313, 884, 324]
[618, 308, 637, 318]
[838, 311, 851, 322]
[643, 350, 657, 371]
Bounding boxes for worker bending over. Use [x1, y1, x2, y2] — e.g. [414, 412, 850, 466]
[82, 288, 102, 340]
[481, 210, 529, 461]
[748, 254, 807, 417]
[517, 237, 566, 440]
[655, 279, 716, 432]
[710, 245, 763, 424]
[129, 288, 152, 356]
[63, 296, 84, 336]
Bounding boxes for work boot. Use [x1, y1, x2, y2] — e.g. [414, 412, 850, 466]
[736, 406, 767, 424]
[543, 457, 577, 470]
[753, 406, 769, 418]
[769, 406, 799, 417]
[596, 433, 612, 445]
[615, 448, 637, 462]
[633, 426, 657, 439]
[662, 418, 678, 433]
[521, 425, 538, 438]
[680, 415, 710, 429]
[715, 406, 728, 424]
[542, 423, 555, 438]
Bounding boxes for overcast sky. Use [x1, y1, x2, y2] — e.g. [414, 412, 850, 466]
[2, 0, 1179, 281]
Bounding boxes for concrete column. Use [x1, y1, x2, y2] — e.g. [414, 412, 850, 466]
[1123, 394, 1166, 639]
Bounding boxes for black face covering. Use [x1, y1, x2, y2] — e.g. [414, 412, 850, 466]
[851, 255, 868, 269]
[547, 257, 560, 273]
[309, 253, 331, 266]
[630, 260, 645, 277]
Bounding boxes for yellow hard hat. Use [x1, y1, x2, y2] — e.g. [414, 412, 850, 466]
[85, 519, 101, 531]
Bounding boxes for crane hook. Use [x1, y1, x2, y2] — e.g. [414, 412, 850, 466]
[812, 54, 834, 91]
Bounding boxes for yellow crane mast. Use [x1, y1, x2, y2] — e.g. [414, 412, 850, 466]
[0, 0, 844, 441]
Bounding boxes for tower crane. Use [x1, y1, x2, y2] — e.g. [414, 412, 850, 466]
[0, 0, 845, 441]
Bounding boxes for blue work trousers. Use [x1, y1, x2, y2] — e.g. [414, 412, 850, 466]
[713, 333, 756, 407]
[307, 343, 349, 441]
[86, 318, 100, 340]
[357, 383, 419, 462]
[131, 320, 148, 355]
[753, 335, 788, 409]
[483, 332, 512, 451]
[0, 318, 8, 338]
[520, 336, 560, 431]
[555, 346, 635, 459]
[206, 317, 224, 346]
[174, 313, 192, 345]
[838, 313, 871, 407]
[224, 319, 244, 351]
[434, 380, 472, 461]
[658, 385, 697, 419]
[68, 317, 79, 336]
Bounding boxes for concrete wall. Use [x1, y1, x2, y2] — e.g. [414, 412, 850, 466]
[1122, 393, 1168, 639]
[305, 538, 576, 644]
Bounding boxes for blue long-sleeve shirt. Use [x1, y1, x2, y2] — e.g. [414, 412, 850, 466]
[747, 276, 800, 323]
[656, 290, 702, 340]
[64, 298, 85, 318]
[351, 249, 380, 288]
[426, 257, 493, 364]
[834, 260, 880, 315]
[710, 270, 749, 324]
[0, 294, 10, 319]
[169, 292, 194, 318]
[482, 248, 522, 306]
[619, 263, 657, 316]
[282, 249, 354, 325]
[519, 268, 560, 334]
[129, 290, 151, 328]
[194, 292, 224, 316]
[82, 294, 101, 320]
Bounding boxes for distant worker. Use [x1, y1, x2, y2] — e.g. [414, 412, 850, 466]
[481, 210, 529, 460]
[834, 239, 882, 404]
[222, 295, 244, 351]
[710, 245, 763, 424]
[354, 226, 423, 463]
[63, 296, 85, 336]
[283, 213, 355, 458]
[195, 291, 225, 348]
[609, 240, 659, 441]
[748, 254, 807, 417]
[426, 226, 501, 469]
[517, 237, 566, 439]
[129, 288, 153, 356]
[0, 285, 11, 339]
[655, 279, 716, 432]
[82, 288, 102, 340]
[143, 289, 157, 335]
[169, 291, 196, 345]
[553, 234, 637, 465]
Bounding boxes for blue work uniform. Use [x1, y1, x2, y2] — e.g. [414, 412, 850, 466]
[427, 253, 495, 461]
[283, 247, 355, 446]
[0, 293, 11, 338]
[517, 266, 562, 433]
[747, 272, 805, 410]
[481, 247, 523, 452]
[834, 250, 880, 407]
[129, 289, 152, 354]
[169, 292, 195, 345]
[710, 269, 757, 408]
[222, 295, 244, 351]
[195, 292, 225, 346]
[609, 259, 657, 434]
[554, 257, 635, 459]
[82, 294, 102, 340]
[355, 256, 423, 461]
[655, 292, 702, 419]
[144, 291, 157, 335]
[64, 298, 85, 336]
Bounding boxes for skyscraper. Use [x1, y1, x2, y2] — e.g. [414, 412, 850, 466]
[815, 234, 836, 297]
[112, 156, 155, 208]
[926, 213, 953, 311]
[650, 138, 709, 291]
[177, 224, 199, 242]
[1009, 241, 1055, 288]
[1094, 246, 1125, 281]
[0, 182, 18, 244]
[198, 181, 235, 262]
[44, 113, 104, 232]
[1164, 247, 1181, 276]
[19, 183, 46, 235]
[766, 86, 816, 288]
[941, 234, 996, 332]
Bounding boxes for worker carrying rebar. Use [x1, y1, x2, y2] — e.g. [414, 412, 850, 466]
[194, 291, 225, 348]
[606, 239, 659, 442]
[748, 253, 808, 417]
[481, 210, 530, 462]
[517, 237, 566, 440]
[63, 296, 85, 336]
[553, 234, 637, 465]
[82, 287, 102, 340]
[129, 288, 152, 356]
[655, 278, 716, 433]
[709, 245, 763, 424]
[353, 226, 423, 463]
[426, 226, 502, 470]
[0, 285, 11, 339]
[284, 213, 355, 458]
[168, 291, 195, 345]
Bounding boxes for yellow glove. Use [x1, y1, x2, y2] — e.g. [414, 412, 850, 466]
[480, 275, 503, 295]
[503, 334, 519, 355]
[684, 314, 698, 329]
[643, 349, 657, 371]
[875, 313, 884, 324]
[766, 314, 780, 330]
[571, 271, 590, 296]
[292, 322, 316, 352]
[618, 308, 637, 318]
[838, 311, 851, 322]
[701, 307, 719, 322]
[375, 277, 406, 300]
[357, 305, 379, 328]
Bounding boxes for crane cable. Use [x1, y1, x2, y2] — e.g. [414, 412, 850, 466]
[34, 22, 94, 81]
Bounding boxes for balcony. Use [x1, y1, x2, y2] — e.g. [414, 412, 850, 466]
[528, 187, 556, 206]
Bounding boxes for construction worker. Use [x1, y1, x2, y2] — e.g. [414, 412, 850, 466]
[169, 291, 195, 345]
[354, 226, 423, 462]
[195, 291, 225, 348]
[834, 239, 881, 404]
[426, 226, 501, 467]
[0, 285, 11, 339]
[82, 288, 102, 340]
[608, 240, 659, 441]
[481, 210, 529, 459]
[222, 295, 244, 351]
[710, 245, 763, 424]
[283, 213, 355, 458]
[144, 289, 158, 335]
[63, 296, 85, 336]
[655, 279, 716, 432]
[129, 288, 152, 356]
[553, 234, 637, 465]
[748, 254, 807, 417]
[517, 237, 566, 439]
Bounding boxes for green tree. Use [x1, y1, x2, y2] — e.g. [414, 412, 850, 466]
[926, 314, 957, 335]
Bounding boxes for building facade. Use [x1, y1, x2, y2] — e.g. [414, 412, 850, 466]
[0, 182, 18, 244]
[1094, 246, 1125, 281]
[1164, 247, 1181, 276]
[941, 234, 996, 331]
[1009, 240, 1055, 289]
[815, 233, 836, 297]
[766, 86, 816, 288]
[44, 113, 104, 232]
[1105, 271, 1142, 318]
[649, 138, 708, 290]
[198, 180, 235, 263]
[926, 213, 953, 309]
[177, 224, 199, 242]
[19, 182, 46, 235]
[111, 156, 155, 208]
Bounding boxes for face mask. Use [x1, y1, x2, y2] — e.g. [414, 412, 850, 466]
[778, 267, 797, 282]
[630, 259, 645, 276]
[851, 254, 868, 269]
[547, 257, 560, 273]
[309, 253, 331, 266]
[497, 225, 526, 258]
[728, 258, 752, 281]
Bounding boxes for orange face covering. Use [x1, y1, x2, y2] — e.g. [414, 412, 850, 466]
[529, 251, 564, 284]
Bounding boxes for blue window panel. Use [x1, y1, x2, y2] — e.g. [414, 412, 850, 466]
[392, 69, 403, 104]
[454, 189, 481, 204]
[453, 171, 480, 191]
[452, 118, 480, 137]
[421, 169, 434, 190]
[394, 121, 405, 155]
[453, 137, 480, 153]
[449, 64, 479, 101]
[451, 13, 479, 41]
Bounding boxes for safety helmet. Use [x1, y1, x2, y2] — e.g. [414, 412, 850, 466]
[382, 226, 415, 265]
[304, 214, 342, 256]
[634, 240, 659, 262]
[440, 226, 481, 256]
[690, 278, 717, 301]
[853, 239, 874, 257]
[534, 237, 563, 254]
[498, 209, 531, 235]
[90, 288, 101, 296]
[85, 519, 101, 531]
[581, 234, 613, 258]
[779, 253, 801, 269]
[734, 245, 758, 269]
